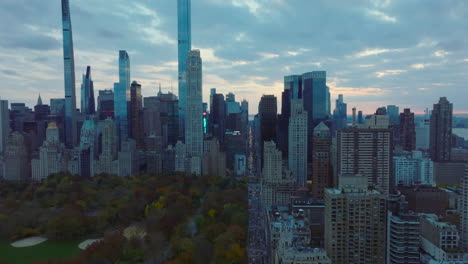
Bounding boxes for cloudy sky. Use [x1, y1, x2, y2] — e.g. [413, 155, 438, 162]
[1, 0, 468, 114]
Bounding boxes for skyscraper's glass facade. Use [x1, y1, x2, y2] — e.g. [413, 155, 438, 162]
[185, 50, 203, 169]
[61, 0, 77, 148]
[81, 66, 95, 116]
[178, 0, 191, 138]
[115, 50, 130, 146]
[302, 71, 328, 124]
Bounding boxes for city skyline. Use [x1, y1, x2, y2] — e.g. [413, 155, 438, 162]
[1, 0, 468, 114]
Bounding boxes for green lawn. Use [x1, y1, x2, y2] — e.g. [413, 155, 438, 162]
[0, 240, 80, 264]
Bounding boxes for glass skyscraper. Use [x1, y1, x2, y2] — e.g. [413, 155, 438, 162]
[61, 0, 77, 148]
[80, 66, 95, 116]
[185, 50, 203, 174]
[302, 71, 328, 124]
[178, 0, 192, 138]
[115, 50, 131, 146]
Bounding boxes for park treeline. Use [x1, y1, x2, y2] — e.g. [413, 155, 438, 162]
[0, 172, 248, 263]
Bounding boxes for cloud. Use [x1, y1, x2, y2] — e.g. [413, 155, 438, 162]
[375, 69, 406, 78]
[1, 0, 468, 113]
[366, 9, 397, 23]
[350, 48, 402, 58]
[410, 63, 437, 69]
[433, 50, 449, 57]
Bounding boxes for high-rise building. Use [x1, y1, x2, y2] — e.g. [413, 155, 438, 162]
[79, 120, 96, 177]
[399, 108, 416, 151]
[178, 0, 191, 138]
[94, 118, 117, 175]
[34, 122, 65, 181]
[357, 110, 364, 124]
[461, 167, 468, 250]
[202, 138, 226, 177]
[115, 50, 131, 147]
[337, 117, 393, 195]
[130, 81, 144, 149]
[324, 174, 387, 264]
[302, 71, 328, 124]
[284, 75, 302, 100]
[311, 122, 333, 199]
[333, 94, 347, 130]
[3, 132, 29, 181]
[61, 0, 77, 148]
[97, 89, 114, 120]
[210, 92, 226, 143]
[185, 50, 203, 175]
[387, 213, 420, 264]
[394, 151, 433, 186]
[261, 141, 296, 207]
[117, 139, 137, 177]
[279, 86, 291, 158]
[288, 99, 308, 187]
[387, 105, 400, 125]
[0, 99, 9, 153]
[155, 92, 179, 147]
[50, 98, 65, 116]
[80, 66, 95, 116]
[259, 95, 277, 168]
[145, 132, 162, 174]
[430, 97, 453, 162]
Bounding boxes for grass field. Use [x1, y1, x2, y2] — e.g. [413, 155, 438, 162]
[0, 240, 80, 264]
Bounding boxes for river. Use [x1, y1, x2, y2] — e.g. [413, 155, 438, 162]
[453, 128, 468, 140]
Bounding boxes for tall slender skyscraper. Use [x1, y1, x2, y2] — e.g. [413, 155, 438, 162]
[61, 0, 77, 148]
[430, 97, 453, 162]
[80, 66, 95, 116]
[400, 108, 416, 151]
[0, 100, 9, 154]
[178, 0, 192, 138]
[115, 50, 130, 147]
[288, 99, 308, 187]
[185, 50, 203, 175]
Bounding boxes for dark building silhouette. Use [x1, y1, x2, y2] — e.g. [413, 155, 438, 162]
[400, 108, 416, 151]
[430, 97, 452, 162]
[130, 81, 144, 149]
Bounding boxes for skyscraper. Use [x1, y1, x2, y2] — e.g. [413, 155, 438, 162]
[80, 66, 95, 116]
[387, 105, 400, 125]
[178, 0, 192, 138]
[3, 132, 29, 181]
[61, 0, 77, 148]
[400, 108, 416, 151]
[288, 99, 308, 187]
[312, 122, 333, 199]
[333, 94, 347, 130]
[0, 99, 9, 153]
[259, 95, 278, 169]
[430, 97, 453, 162]
[302, 71, 328, 124]
[461, 167, 468, 250]
[324, 174, 387, 264]
[337, 117, 393, 195]
[262, 141, 296, 207]
[115, 50, 130, 147]
[185, 50, 203, 175]
[97, 89, 114, 120]
[284, 75, 302, 100]
[130, 81, 144, 149]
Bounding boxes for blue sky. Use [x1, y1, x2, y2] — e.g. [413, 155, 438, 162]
[0, 0, 467, 114]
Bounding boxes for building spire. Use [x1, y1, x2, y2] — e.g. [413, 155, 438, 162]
[158, 82, 162, 96]
[37, 93, 43, 106]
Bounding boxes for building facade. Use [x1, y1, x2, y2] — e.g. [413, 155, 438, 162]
[324, 175, 387, 264]
[185, 50, 203, 175]
[288, 99, 308, 187]
[430, 97, 453, 162]
[61, 0, 77, 148]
